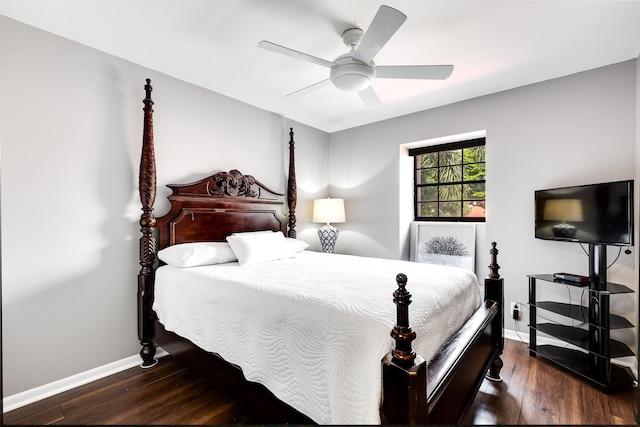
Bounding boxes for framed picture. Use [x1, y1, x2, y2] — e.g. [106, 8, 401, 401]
[410, 222, 476, 272]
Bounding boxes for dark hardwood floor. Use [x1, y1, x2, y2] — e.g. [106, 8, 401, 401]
[4, 339, 637, 425]
[463, 339, 636, 425]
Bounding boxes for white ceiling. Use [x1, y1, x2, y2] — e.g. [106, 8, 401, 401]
[2, 0, 640, 133]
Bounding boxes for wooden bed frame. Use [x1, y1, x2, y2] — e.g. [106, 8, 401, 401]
[136, 79, 504, 424]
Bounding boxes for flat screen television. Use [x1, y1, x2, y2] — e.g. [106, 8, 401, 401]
[535, 180, 634, 246]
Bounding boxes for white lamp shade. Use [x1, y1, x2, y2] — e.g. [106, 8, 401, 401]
[313, 198, 346, 224]
[543, 199, 583, 222]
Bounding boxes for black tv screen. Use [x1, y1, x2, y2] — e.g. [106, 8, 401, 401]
[535, 180, 634, 246]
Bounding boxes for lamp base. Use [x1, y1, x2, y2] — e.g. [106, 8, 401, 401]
[318, 225, 339, 253]
[552, 223, 577, 239]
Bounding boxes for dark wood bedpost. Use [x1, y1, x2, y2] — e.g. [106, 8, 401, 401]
[380, 273, 428, 424]
[287, 128, 297, 238]
[138, 78, 158, 368]
[484, 241, 504, 381]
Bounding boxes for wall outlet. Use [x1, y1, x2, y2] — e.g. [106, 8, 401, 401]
[510, 302, 521, 321]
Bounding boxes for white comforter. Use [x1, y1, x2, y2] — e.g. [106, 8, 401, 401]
[154, 251, 481, 424]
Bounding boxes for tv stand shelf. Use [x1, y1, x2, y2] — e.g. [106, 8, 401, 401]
[533, 301, 634, 329]
[531, 323, 634, 358]
[528, 272, 635, 392]
[530, 345, 635, 390]
[531, 274, 633, 294]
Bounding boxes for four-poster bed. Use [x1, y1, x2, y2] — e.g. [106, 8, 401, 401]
[137, 79, 504, 424]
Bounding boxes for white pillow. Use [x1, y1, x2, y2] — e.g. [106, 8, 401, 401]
[227, 231, 296, 265]
[286, 237, 309, 253]
[158, 242, 238, 267]
[231, 230, 274, 236]
[231, 231, 308, 253]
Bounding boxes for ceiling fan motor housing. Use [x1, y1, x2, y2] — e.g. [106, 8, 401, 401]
[330, 54, 375, 92]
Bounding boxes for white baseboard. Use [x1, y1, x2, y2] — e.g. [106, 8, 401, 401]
[3, 349, 168, 413]
[504, 328, 529, 343]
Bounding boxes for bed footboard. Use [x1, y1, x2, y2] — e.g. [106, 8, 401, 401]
[381, 242, 504, 424]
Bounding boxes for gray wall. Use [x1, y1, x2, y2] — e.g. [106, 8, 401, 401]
[0, 17, 328, 397]
[329, 59, 638, 366]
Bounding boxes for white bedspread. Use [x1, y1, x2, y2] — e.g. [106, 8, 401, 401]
[154, 251, 481, 424]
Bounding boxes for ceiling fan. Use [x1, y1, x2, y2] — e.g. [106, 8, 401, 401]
[258, 5, 454, 106]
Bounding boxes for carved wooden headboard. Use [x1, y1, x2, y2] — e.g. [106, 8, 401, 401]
[155, 169, 291, 250]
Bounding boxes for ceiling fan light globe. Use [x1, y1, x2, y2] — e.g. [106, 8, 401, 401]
[330, 62, 375, 92]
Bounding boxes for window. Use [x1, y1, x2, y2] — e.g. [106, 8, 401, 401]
[409, 138, 485, 222]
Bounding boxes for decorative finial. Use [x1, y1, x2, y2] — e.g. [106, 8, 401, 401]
[390, 273, 416, 365]
[488, 241, 500, 279]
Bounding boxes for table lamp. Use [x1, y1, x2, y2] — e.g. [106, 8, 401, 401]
[544, 199, 583, 238]
[313, 198, 345, 253]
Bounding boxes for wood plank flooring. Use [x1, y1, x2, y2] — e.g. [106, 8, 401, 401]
[4, 339, 637, 425]
[462, 339, 637, 425]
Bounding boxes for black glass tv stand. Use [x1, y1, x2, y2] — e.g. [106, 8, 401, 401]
[528, 245, 635, 392]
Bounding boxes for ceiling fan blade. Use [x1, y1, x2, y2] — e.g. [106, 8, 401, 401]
[376, 65, 454, 80]
[358, 86, 382, 107]
[353, 5, 407, 64]
[258, 41, 335, 68]
[286, 79, 332, 98]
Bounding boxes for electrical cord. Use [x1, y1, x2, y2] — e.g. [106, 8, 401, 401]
[514, 284, 590, 349]
[607, 246, 623, 269]
[512, 303, 526, 343]
[579, 243, 624, 269]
